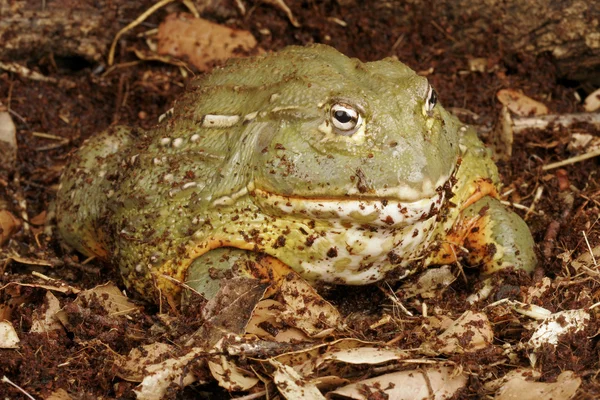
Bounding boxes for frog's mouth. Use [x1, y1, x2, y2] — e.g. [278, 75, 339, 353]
[251, 184, 449, 228]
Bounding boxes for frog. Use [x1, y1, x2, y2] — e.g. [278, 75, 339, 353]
[55, 44, 536, 302]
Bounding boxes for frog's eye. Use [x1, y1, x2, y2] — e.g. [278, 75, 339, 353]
[330, 103, 363, 136]
[424, 85, 438, 116]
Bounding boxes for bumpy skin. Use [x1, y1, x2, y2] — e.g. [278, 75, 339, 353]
[55, 44, 536, 300]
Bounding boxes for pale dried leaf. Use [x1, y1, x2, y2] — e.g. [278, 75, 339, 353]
[491, 105, 514, 161]
[583, 88, 600, 112]
[117, 343, 175, 382]
[0, 108, 17, 169]
[77, 282, 138, 316]
[495, 370, 581, 400]
[571, 245, 600, 271]
[484, 368, 541, 392]
[208, 355, 259, 391]
[134, 347, 204, 400]
[0, 320, 20, 348]
[245, 299, 308, 342]
[197, 276, 270, 346]
[279, 273, 341, 337]
[3, 281, 81, 295]
[424, 311, 493, 354]
[468, 57, 487, 72]
[46, 388, 73, 400]
[157, 14, 257, 71]
[30, 291, 63, 333]
[328, 365, 467, 399]
[271, 359, 326, 400]
[0, 210, 20, 246]
[528, 309, 590, 366]
[523, 277, 552, 303]
[497, 89, 549, 116]
[399, 265, 456, 299]
[274, 338, 371, 372]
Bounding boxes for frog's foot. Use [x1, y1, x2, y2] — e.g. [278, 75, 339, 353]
[431, 196, 537, 274]
[184, 247, 301, 300]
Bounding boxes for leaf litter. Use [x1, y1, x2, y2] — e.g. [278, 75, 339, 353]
[1, 1, 599, 399]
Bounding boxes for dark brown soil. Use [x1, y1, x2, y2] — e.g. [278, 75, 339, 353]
[1, 0, 599, 399]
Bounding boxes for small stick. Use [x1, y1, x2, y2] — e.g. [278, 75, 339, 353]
[542, 148, 600, 171]
[1, 376, 37, 400]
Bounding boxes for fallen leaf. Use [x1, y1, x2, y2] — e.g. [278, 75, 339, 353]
[423, 311, 493, 355]
[30, 291, 63, 333]
[528, 309, 590, 367]
[0, 104, 17, 169]
[328, 365, 467, 400]
[583, 87, 600, 112]
[0, 210, 20, 246]
[0, 320, 20, 348]
[134, 347, 205, 400]
[208, 355, 259, 391]
[117, 342, 175, 382]
[46, 388, 73, 400]
[399, 265, 456, 299]
[157, 14, 257, 71]
[271, 359, 325, 400]
[245, 299, 308, 342]
[77, 282, 139, 316]
[495, 370, 581, 400]
[497, 89, 549, 116]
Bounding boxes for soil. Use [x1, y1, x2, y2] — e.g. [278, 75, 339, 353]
[1, 0, 599, 399]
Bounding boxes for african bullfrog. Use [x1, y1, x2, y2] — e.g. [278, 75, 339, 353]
[55, 44, 536, 301]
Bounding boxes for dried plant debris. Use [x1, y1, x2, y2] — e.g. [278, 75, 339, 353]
[0, 320, 20, 349]
[157, 14, 258, 70]
[2, 0, 600, 398]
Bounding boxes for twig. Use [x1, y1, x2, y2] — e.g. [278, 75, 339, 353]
[108, 0, 178, 66]
[513, 112, 600, 133]
[232, 390, 267, 400]
[0, 61, 75, 89]
[542, 148, 600, 171]
[1, 376, 37, 400]
[582, 231, 598, 268]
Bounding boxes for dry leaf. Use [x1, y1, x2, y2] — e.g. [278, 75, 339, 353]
[491, 105, 514, 161]
[495, 370, 581, 400]
[208, 355, 259, 391]
[0, 320, 20, 349]
[497, 89, 549, 116]
[423, 311, 493, 355]
[583, 88, 600, 112]
[157, 14, 257, 71]
[30, 291, 63, 333]
[245, 299, 308, 342]
[134, 347, 204, 400]
[117, 343, 175, 382]
[399, 265, 456, 299]
[46, 388, 73, 400]
[528, 309, 590, 367]
[328, 365, 467, 400]
[0, 105, 17, 169]
[271, 359, 326, 400]
[0, 210, 21, 246]
[77, 282, 139, 316]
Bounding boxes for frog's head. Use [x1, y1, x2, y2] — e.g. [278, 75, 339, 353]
[183, 44, 462, 227]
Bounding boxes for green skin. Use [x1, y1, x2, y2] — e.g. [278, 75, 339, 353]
[55, 44, 536, 301]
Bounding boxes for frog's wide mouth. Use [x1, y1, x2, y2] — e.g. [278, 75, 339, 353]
[251, 186, 447, 228]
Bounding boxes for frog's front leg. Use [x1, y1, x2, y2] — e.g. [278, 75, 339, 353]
[430, 196, 537, 274]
